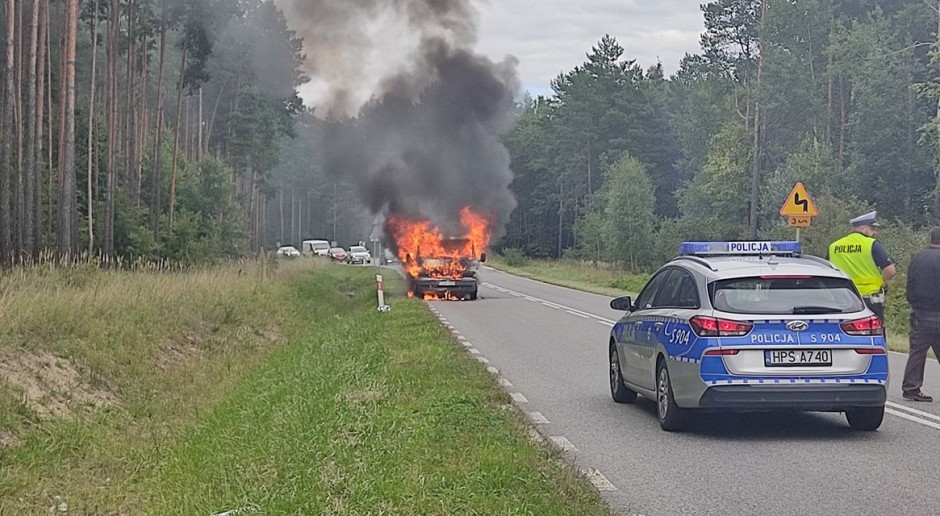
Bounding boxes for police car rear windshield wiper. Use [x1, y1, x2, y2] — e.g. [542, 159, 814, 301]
[791, 306, 843, 314]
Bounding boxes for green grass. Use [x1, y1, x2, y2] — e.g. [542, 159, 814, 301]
[490, 255, 913, 354]
[0, 261, 610, 514]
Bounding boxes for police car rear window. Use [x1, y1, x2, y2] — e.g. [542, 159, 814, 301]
[710, 276, 864, 315]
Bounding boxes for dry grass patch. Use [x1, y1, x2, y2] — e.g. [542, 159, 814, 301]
[0, 350, 119, 420]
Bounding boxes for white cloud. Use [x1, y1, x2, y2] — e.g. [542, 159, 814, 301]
[473, 0, 704, 94]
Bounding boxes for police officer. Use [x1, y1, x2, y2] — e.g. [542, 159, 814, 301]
[827, 211, 897, 322]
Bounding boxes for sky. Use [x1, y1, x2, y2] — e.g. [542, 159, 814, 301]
[289, 0, 707, 109]
[474, 0, 706, 97]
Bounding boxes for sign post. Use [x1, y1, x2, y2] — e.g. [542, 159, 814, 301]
[779, 181, 819, 241]
[376, 274, 390, 312]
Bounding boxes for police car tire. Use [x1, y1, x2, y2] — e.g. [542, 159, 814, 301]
[657, 361, 685, 432]
[609, 343, 637, 404]
[845, 406, 884, 431]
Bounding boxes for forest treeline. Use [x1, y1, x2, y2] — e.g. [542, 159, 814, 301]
[0, 0, 309, 265]
[499, 0, 940, 270]
[4, 0, 940, 267]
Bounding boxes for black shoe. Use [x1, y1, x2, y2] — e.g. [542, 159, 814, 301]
[902, 391, 933, 402]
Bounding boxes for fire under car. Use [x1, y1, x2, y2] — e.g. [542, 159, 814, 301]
[410, 256, 483, 300]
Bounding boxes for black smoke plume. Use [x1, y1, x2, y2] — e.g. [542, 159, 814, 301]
[276, 0, 519, 243]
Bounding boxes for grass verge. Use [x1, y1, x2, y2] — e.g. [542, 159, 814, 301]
[0, 261, 610, 514]
[489, 256, 645, 298]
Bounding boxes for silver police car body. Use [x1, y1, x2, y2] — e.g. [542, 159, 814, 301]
[608, 241, 888, 431]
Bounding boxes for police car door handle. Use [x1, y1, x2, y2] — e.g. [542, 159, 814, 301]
[633, 321, 643, 327]
[654, 322, 664, 330]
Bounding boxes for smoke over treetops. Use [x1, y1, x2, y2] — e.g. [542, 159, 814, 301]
[274, 0, 520, 243]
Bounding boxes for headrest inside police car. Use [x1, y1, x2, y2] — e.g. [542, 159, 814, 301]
[679, 241, 802, 256]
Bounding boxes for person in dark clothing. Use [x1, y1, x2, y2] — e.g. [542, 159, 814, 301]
[901, 227, 940, 402]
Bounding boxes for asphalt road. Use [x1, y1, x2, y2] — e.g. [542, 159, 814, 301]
[428, 266, 940, 516]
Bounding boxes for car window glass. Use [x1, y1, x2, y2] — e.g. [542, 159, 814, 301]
[635, 270, 670, 310]
[711, 276, 864, 314]
[652, 269, 682, 307]
[674, 273, 700, 308]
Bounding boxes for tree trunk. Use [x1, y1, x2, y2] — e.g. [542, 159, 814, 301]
[104, 0, 119, 256]
[15, 0, 25, 258]
[748, 0, 767, 239]
[37, 0, 47, 250]
[2, 0, 17, 265]
[838, 78, 847, 171]
[31, 0, 44, 257]
[124, 0, 135, 191]
[23, 0, 39, 260]
[57, 0, 79, 256]
[86, 0, 100, 255]
[168, 41, 188, 233]
[150, 3, 168, 237]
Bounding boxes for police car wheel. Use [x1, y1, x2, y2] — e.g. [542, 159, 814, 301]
[656, 361, 685, 432]
[609, 343, 637, 404]
[845, 406, 884, 431]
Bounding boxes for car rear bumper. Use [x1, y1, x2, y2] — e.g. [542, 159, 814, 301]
[698, 384, 886, 410]
[413, 279, 477, 296]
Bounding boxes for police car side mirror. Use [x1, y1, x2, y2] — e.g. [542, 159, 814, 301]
[610, 296, 633, 311]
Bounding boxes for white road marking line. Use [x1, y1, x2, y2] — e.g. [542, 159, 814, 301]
[580, 468, 617, 492]
[486, 366, 499, 375]
[511, 392, 528, 403]
[468, 348, 481, 355]
[492, 283, 617, 324]
[528, 411, 550, 424]
[548, 436, 577, 451]
[598, 320, 613, 328]
[461, 341, 473, 348]
[475, 356, 490, 364]
[566, 310, 589, 319]
[498, 378, 513, 387]
[885, 408, 940, 431]
[457, 335, 466, 341]
[886, 401, 940, 423]
[512, 293, 522, 297]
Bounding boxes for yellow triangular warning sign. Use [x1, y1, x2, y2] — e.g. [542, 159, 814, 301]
[779, 181, 819, 217]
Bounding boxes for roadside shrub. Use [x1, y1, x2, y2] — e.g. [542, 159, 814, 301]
[500, 248, 529, 267]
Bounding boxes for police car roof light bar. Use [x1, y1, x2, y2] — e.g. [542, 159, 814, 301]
[679, 241, 802, 256]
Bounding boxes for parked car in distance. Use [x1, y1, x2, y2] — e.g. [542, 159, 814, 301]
[275, 245, 300, 258]
[381, 249, 399, 265]
[346, 245, 372, 264]
[302, 239, 331, 256]
[327, 247, 348, 262]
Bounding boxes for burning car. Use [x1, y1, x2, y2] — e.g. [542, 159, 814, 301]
[389, 207, 492, 301]
[405, 238, 486, 300]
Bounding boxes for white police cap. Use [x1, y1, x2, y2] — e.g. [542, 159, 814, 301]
[850, 210, 880, 227]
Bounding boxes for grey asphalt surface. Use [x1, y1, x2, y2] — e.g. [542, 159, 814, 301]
[429, 266, 940, 516]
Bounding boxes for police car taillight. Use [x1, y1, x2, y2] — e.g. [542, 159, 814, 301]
[690, 316, 753, 337]
[839, 316, 884, 336]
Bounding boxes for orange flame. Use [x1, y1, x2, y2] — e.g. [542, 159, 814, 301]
[387, 207, 493, 280]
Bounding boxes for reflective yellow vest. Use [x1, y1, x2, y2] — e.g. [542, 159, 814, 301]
[828, 232, 883, 296]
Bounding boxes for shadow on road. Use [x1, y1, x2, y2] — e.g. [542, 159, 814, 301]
[630, 397, 883, 442]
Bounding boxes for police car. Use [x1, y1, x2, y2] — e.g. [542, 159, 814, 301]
[608, 241, 888, 431]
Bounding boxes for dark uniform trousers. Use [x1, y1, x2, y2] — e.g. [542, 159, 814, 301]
[902, 309, 940, 395]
